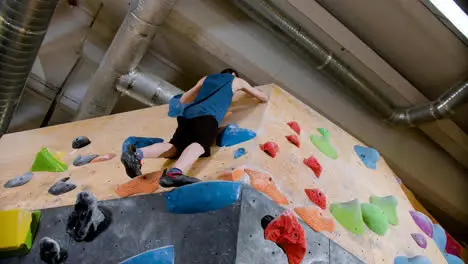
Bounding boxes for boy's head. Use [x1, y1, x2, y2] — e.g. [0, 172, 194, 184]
[221, 68, 239, 78]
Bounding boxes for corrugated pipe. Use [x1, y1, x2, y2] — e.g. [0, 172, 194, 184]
[75, 0, 178, 120]
[0, 0, 59, 134]
[117, 70, 183, 106]
[232, 0, 468, 126]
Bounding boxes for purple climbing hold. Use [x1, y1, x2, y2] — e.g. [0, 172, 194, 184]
[409, 211, 433, 238]
[217, 124, 256, 147]
[411, 233, 427, 249]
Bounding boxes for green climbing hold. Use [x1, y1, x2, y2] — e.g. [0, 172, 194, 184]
[310, 128, 338, 159]
[361, 203, 389, 235]
[31, 148, 68, 172]
[330, 199, 365, 235]
[370, 195, 399, 225]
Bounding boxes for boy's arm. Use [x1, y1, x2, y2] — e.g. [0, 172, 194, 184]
[180, 76, 206, 104]
[235, 78, 268, 102]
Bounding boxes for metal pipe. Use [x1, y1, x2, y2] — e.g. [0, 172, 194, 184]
[75, 0, 178, 120]
[117, 70, 183, 106]
[0, 0, 59, 134]
[232, 0, 468, 125]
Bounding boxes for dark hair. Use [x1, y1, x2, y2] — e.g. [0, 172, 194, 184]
[220, 68, 239, 77]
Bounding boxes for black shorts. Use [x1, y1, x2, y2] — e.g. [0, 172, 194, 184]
[169, 115, 219, 157]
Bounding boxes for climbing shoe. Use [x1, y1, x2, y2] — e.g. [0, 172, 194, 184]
[121, 145, 142, 178]
[159, 168, 201, 188]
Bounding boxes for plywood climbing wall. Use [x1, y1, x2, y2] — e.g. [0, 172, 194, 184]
[0, 84, 446, 263]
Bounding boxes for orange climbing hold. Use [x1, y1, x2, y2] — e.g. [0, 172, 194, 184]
[305, 188, 327, 209]
[264, 210, 306, 264]
[260, 141, 279, 158]
[245, 168, 288, 205]
[216, 167, 245, 182]
[115, 171, 162, 198]
[303, 156, 322, 177]
[287, 121, 301, 135]
[294, 206, 335, 233]
[286, 135, 300, 148]
[90, 153, 116, 163]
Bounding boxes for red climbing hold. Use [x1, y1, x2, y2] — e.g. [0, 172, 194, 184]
[305, 188, 327, 210]
[303, 156, 322, 177]
[287, 121, 301, 135]
[260, 142, 279, 158]
[264, 211, 306, 264]
[286, 135, 300, 148]
[446, 231, 462, 257]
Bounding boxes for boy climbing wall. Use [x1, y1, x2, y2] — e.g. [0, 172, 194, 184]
[121, 69, 267, 187]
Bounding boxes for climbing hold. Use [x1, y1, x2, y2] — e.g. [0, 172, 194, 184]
[433, 224, 447, 253]
[446, 232, 462, 258]
[304, 188, 326, 209]
[444, 253, 464, 264]
[66, 191, 111, 242]
[217, 124, 256, 147]
[122, 136, 164, 153]
[361, 203, 389, 236]
[260, 141, 279, 158]
[303, 156, 322, 178]
[164, 181, 241, 214]
[394, 255, 431, 264]
[330, 199, 365, 235]
[263, 210, 306, 264]
[0, 209, 41, 256]
[72, 136, 91, 149]
[287, 121, 301, 135]
[310, 128, 338, 159]
[4, 172, 33, 188]
[245, 168, 288, 205]
[115, 171, 162, 198]
[90, 153, 116, 163]
[48, 177, 76, 196]
[39, 237, 68, 264]
[31, 148, 68, 172]
[294, 206, 335, 233]
[370, 195, 399, 225]
[121, 245, 174, 264]
[354, 145, 380, 170]
[411, 233, 427, 249]
[409, 211, 433, 238]
[216, 167, 244, 182]
[286, 135, 300, 148]
[233, 147, 247, 159]
[73, 154, 99, 166]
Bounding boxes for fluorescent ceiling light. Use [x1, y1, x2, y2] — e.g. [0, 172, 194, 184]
[428, 0, 468, 38]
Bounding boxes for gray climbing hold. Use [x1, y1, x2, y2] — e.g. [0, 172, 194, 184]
[39, 236, 68, 264]
[48, 177, 76, 196]
[73, 154, 99, 166]
[72, 136, 91, 149]
[4, 172, 33, 188]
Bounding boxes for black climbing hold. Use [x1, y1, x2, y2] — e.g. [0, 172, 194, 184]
[72, 136, 91, 149]
[261, 215, 274, 230]
[66, 191, 112, 242]
[4, 172, 33, 188]
[39, 237, 68, 264]
[48, 177, 76, 196]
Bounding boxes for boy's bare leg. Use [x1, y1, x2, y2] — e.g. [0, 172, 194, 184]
[139, 143, 177, 159]
[172, 143, 205, 173]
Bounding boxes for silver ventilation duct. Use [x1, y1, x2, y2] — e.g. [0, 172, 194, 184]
[75, 0, 178, 120]
[0, 0, 59, 134]
[117, 70, 183, 106]
[232, 0, 468, 126]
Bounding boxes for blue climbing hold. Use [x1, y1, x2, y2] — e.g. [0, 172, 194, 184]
[168, 94, 184, 118]
[164, 181, 241, 214]
[354, 145, 380, 170]
[122, 137, 164, 152]
[444, 253, 464, 264]
[233, 148, 247, 159]
[121, 245, 174, 264]
[394, 255, 431, 264]
[217, 124, 256, 147]
[433, 224, 447, 253]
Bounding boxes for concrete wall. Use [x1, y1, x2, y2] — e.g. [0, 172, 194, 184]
[8, 0, 468, 238]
